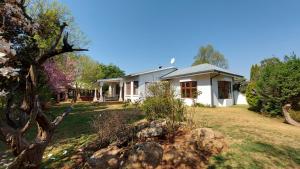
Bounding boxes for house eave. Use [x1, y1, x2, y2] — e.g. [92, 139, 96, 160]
[161, 70, 243, 80]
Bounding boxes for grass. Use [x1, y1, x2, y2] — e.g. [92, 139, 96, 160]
[0, 102, 144, 168]
[290, 109, 300, 122]
[190, 105, 300, 169]
[1, 103, 299, 168]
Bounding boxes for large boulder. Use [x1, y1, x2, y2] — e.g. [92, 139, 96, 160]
[122, 142, 163, 169]
[136, 119, 167, 139]
[191, 128, 227, 157]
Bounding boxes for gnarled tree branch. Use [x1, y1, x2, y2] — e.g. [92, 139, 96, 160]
[282, 104, 300, 127]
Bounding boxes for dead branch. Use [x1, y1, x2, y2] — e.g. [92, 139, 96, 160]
[282, 104, 300, 127]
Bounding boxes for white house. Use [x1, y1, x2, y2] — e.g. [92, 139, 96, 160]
[95, 63, 247, 107]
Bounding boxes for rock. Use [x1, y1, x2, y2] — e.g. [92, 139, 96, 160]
[149, 119, 167, 128]
[86, 146, 124, 169]
[133, 119, 150, 131]
[136, 120, 167, 139]
[137, 127, 163, 139]
[123, 142, 163, 169]
[191, 128, 227, 157]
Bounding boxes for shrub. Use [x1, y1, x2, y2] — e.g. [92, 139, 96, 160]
[142, 81, 186, 122]
[257, 56, 300, 115]
[91, 111, 128, 144]
[142, 81, 186, 142]
[246, 82, 262, 111]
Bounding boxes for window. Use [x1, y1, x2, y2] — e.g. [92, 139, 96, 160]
[180, 81, 197, 98]
[218, 81, 232, 99]
[133, 81, 139, 95]
[126, 82, 131, 95]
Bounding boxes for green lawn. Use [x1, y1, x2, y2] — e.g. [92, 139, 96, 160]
[191, 106, 300, 169]
[0, 102, 144, 168]
[0, 103, 299, 169]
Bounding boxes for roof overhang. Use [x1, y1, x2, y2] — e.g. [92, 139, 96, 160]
[97, 78, 124, 83]
[125, 67, 177, 77]
[161, 70, 243, 80]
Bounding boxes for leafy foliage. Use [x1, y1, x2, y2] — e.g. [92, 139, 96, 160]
[142, 81, 186, 122]
[247, 55, 300, 116]
[250, 64, 260, 82]
[256, 56, 300, 115]
[246, 82, 262, 111]
[192, 44, 228, 69]
[43, 57, 77, 93]
[99, 63, 125, 79]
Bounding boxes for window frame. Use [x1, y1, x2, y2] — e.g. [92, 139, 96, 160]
[218, 81, 232, 99]
[180, 81, 197, 98]
[125, 82, 131, 96]
[133, 81, 139, 95]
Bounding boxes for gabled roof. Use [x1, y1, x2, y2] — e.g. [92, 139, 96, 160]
[125, 66, 177, 77]
[161, 63, 243, 79]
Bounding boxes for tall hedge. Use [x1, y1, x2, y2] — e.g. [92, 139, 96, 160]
[247, 55, 300, 115]
[246, 82, 262, 111]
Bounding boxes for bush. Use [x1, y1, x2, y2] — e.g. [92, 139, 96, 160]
[91, 111, 128, 144]
[246, 82, 262, 111]
[142, 81, 187, 142]
[141, 81, 186, 122]
[257, 56, 300, 116]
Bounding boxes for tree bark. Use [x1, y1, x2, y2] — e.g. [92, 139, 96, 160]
[282, 104, 300, 127]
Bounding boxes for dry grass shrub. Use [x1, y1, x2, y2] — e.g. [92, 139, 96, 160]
[91, 109, 141, 145]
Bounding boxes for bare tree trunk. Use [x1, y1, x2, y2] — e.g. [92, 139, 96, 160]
[282, 104, 300, 127]
[0, 65, 73, 168]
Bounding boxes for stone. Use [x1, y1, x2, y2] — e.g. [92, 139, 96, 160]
[123, 142, 163, 169]
[137, 127, 164, 139]
[149, 119, 167, 128]
[86, 146, 124, 169]
[136, 119, 168, 139]
[191, 128, 227, 157]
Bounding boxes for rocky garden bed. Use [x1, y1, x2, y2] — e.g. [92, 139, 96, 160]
[64, 119, 227, 169]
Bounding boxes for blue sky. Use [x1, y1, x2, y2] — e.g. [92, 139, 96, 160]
[60, 0, 300, 79]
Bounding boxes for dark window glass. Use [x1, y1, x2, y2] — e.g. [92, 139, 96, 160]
[218, 81, 232, 99]
[133, 81, 139, 95]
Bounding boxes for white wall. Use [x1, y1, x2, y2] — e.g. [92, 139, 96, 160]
[124, 70, 239, 107]
[124, 68, 176, 102]
[124, 77, 139, 102]
[234, 91, 248, 105]
[212, 75, 234, 107]
[170, 74, 212, 106]
[170, 74, 236, 107]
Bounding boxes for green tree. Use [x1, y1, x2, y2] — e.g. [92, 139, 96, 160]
[100, 63, 125, 79]
[246, 82, 262, 111]
[77, 55, 103, 85]
[250, 64, 260, 82]
[192, 44, 228, 69]
[256, 55, 300, 126]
